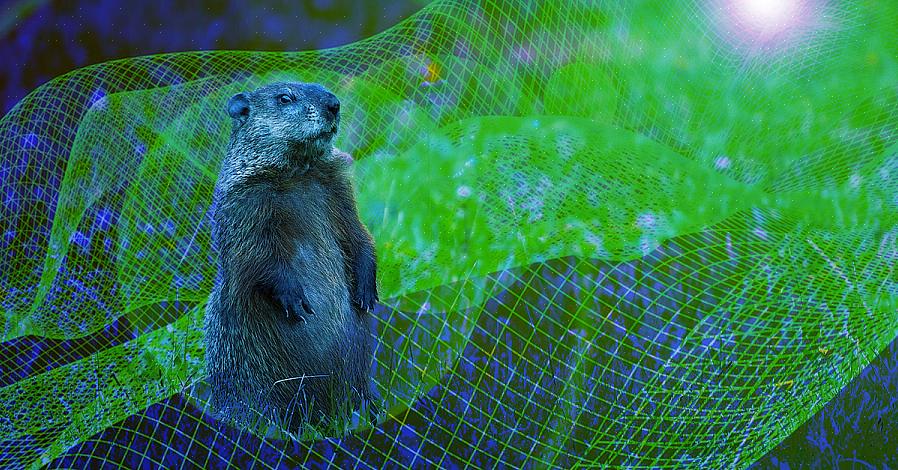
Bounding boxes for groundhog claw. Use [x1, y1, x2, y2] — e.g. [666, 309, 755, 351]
[275, 287, 315, 322]
[298, 289, 315, 318]
[353, 286, 377, 313]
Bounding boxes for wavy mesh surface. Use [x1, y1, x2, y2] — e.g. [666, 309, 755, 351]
[2, 0, 898, 467]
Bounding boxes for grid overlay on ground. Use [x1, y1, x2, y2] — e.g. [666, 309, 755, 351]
[2, 0, 897, 468]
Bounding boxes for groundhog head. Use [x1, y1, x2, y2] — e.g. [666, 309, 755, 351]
[226, 81, 341, 163]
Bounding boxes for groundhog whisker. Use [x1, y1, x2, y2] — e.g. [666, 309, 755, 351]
[272, 373, 330, 388]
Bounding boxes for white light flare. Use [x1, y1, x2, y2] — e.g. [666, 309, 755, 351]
[713, 0, 823, 54]
[735, 0, 801, 32]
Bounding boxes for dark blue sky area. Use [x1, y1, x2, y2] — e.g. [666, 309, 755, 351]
[0, 0, 425, 114]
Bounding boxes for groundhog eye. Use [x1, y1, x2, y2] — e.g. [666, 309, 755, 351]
[277, 94, 294, 104]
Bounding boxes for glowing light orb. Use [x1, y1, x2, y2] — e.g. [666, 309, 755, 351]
[713, 0, 822, 54]
[734, 0, 802, 33]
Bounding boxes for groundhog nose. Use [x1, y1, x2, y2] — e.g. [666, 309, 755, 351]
[324, 95, 340, 116]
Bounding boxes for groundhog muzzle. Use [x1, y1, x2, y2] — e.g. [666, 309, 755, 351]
[204, 81, 380, 435]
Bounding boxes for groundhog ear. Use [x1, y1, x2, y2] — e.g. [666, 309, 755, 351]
[227, 93, 250, 120]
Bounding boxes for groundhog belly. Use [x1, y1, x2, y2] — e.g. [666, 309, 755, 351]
[290, 238, 352, 359]
[279, 185, 357, 369]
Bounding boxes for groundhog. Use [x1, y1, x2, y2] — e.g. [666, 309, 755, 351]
[204, 81, 380, 435]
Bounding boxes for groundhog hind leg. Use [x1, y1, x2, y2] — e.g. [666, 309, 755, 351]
[352, 319, 382, 423]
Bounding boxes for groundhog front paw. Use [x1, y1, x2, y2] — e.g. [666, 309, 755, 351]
[275, 285, 315, 322]
[352, 272, 378, 313]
